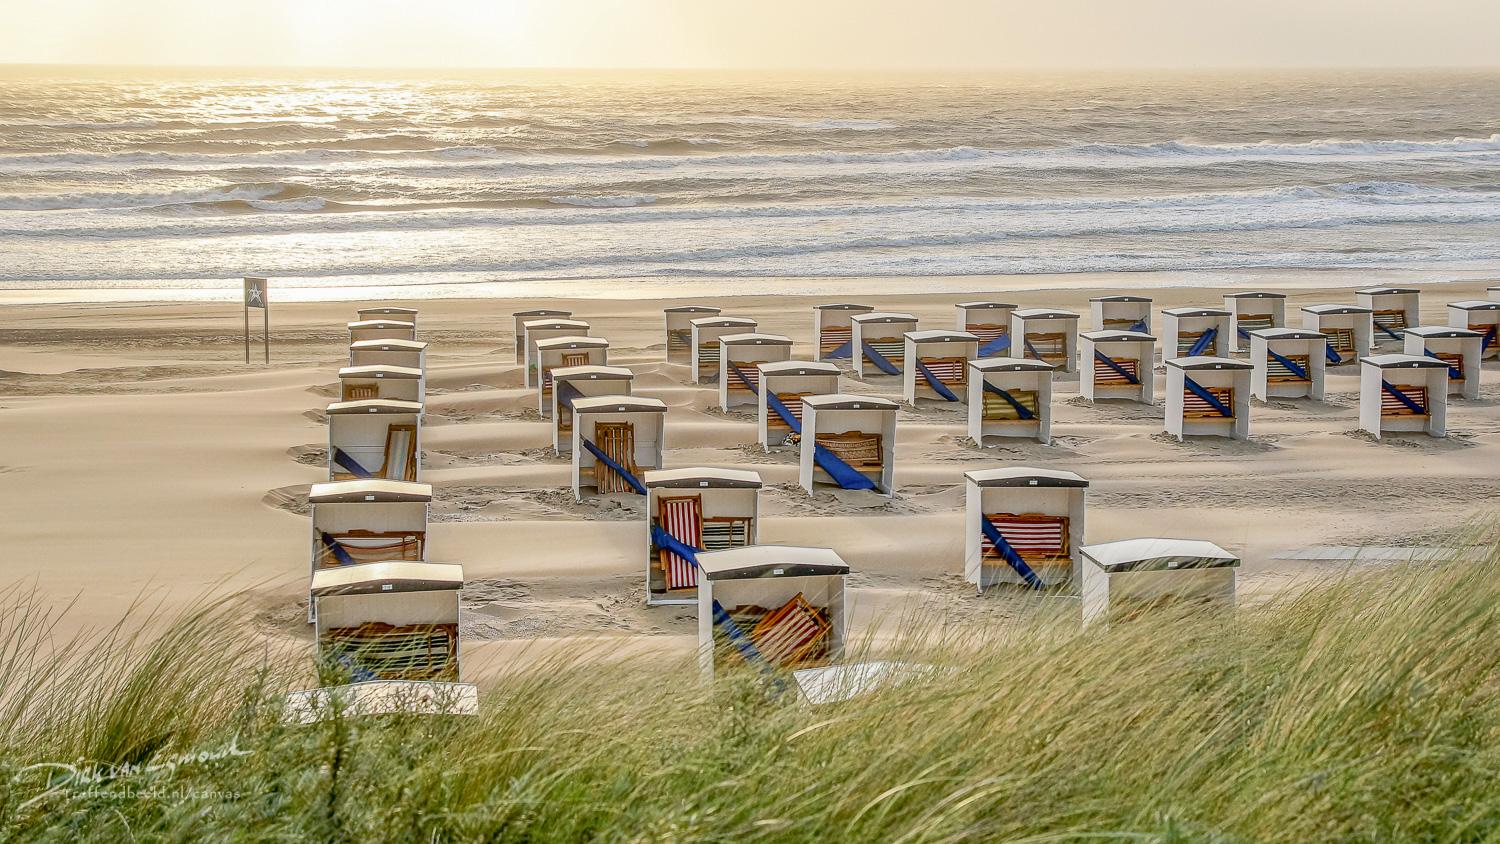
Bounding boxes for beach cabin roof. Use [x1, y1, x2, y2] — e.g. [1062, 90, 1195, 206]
[1162, 306, 1231, 317]
[800, 394, 899, 411]
[690, 316, 756, 328]
[535, 335, 609, 351]
[1247, 328, 1324, 341]
[1356, 286, 1418, 295]
[513, 308, 571, 317]
[570, 395, 667, 415]
[644, 467, 763, 488]
[1448, 300, 1500, 311]
[1403, 326, 1483, 339]
[347, 319, 415, 331]
[957, 301, 1018, 310]
[523, 318, 590, 331]
[1301, 304, 1372, 315]
[550, 364, 634, 381]
[969, 356, 1055, 373]
[814, 303, 874, 311]
[338, 365, 423, 380]
[1081, 329, 1155, 342]
[1360, 353, 1450, 370]
[664, 305, 720, 313]
[697, 545, 849, 580]
[852, 312, 918, 323]
[325, 398, 424, 415]
[308, 479, 432, 503]
[720, 332, 794, 346]
[758, 361, 840, 377]
[1089, 295, 1151, 302]
[906, 329, 979, 343]
[964, 467, 1088, 488]
[1224, 291, 1287, 299]
[310, 561, 463, 596]
[1012, 308, 1080, 320]
[1080, 538, 1238, 573]
[1165, 356, 1253, 371]
[349, 339, 427, 353]
[357, 307, 418, 317]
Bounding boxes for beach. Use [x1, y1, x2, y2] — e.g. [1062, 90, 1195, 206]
[3, 271, 1495, 679]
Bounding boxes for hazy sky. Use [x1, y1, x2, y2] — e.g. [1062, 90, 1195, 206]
[4, 0, 1499, 70]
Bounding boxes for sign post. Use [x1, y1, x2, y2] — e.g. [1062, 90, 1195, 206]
[244, 277, 269, 364]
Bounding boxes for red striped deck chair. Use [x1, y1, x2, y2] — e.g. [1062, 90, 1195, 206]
[768, 392, 810, 430]
[919, 356, 967, 387]
[819, 325, 852, 357]
[982, 388, 1039, 421]
[1266, 354, 1310, 383]
[727, 360, 766, 392]
[593, 422, 639, 493]
[318, 530, 425, 569]
[1381, 384, 1428, 417]
[865, 337, 905, 367]
[1434, 352, 1463, 380]
[1183, 386, 1234, 419]
[1092, 354, 1140, 386]
[1324, 327, 1356, 355]
[967, 323, 1008, 344]
[1023, 332, 1068, 365]
[981, 513, 1070, 569]
[657, 495, 703, 591]
[750, 593, 831, 668]
[382, 424, 418, 481]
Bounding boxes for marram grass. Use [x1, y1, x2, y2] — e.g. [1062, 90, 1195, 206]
[2, 545, 1498, 843]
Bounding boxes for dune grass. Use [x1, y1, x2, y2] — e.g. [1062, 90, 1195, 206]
[2, 543, 1498, 843]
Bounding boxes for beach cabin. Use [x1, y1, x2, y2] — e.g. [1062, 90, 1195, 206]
[1080, 538, 1239, 625]
[1447, 301, 1500, 359]
[523, 319, 591, 388]
[311, 561, 464, 683]
[535, 336, 610, 417]
[968, 358, 1054, 445]
[851, 312, 919, 378]
[327, 399, 422, 482]
[338, 364, 424, 404]
[1162, 307, 1233, 359]
[814, 303, 874, 363]
[348, 319, 416, 345]
[551, 365, 635, 455]
[757, 361, 840, 451]
[902, 329, 980, 405]
[513, 308, 571, 364]
[644, 467, 762, 606]
[719, 333, 795, 410]
[1404, 327, 1483, 399]
[799, 394, 898, 497]
[1300, 304, 1373, 366]
[1248, 328, 1327, 401]
[1358, 354, 1448, 440]
[571, 396, 667, 501]
[690, 316, 757, 384]
[307, 479, 431, 621]
[964, 468, 1087, 592]
[349, 339, 426, 370]
[1089, 295, 1152, 334]
[1079, 330, 1156, 404]
[1010, 309, 1080, 373]
[1164, 357, 1252, 441]
[1222, 292, 1286, 353]
[356, 307, 418, 333]
[696, 545, 848, 681]
[956, 302, 1017, 358]
[666, 305, 720, 364]
[1356, 287, 1420, 345]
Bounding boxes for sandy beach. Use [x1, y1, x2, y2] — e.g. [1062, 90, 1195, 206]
[3, 272, 1497, 679]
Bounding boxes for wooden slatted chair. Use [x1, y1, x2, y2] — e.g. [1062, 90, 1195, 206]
[1023, 332, 1068, 365]
[593, 421, 639, 493]
[982, 389, 1040, 421]
[382, 424, 418, 481]
[1381, 384, 1428, 417]
[1266, 353, 1311, 382]
[317, 530, 425, 569]
[919, 356, 967, 387]
[767, 392, 811, 430]
[727, 361, 767, 392]
[322, 622, 458, 681]
[865, 337, 905, 367]
[815, 431, 882, 472]
[819, 325, 852, 357]
[342, 383, 379, 401]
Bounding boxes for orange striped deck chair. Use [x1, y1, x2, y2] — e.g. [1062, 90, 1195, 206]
[1381, 383, 1428, 417]
[750, 593, 831, 669]
[1183, 386, 1233, 419]
[768, 392, 810, 430]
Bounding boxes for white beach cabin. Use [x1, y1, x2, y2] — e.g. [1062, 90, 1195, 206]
[851, 312, 919, 378]
[903, 329, 980, 405]
[512, 308, 571, 364]
[551, 365, 635, 455]
[814, 303, 874, 363]
[349, 338, 426, 370]
[1358, 354, 1449, 439]
[307, 479, 431, 621]
[535, 336, 610, 417]
[757, 361, 841, 451]
[719, 332, 795, 410]
[347, 319, 417, 345]
[799, 394, 898, 496]
[522, 318, 591, 388]
[570, 396, 667, 501]
[968, 357, 1054, 445]
[666, 305, 720, 364]
[1080, 538, 1239, 625]
[696, 545, 848, 681]
[338, 364, 424, 404]
[690, 316, 757, 385]
[1356, 287, 1420, 346]
[644, 467, 762, 606]
[964, 467, 1087, 592]
[1162, 306, 1233, 359]
[1222, 292, 1287, 353]
[1300, 304, 1373, 367]
[356, 306, 418, 333]
[1446, 300, 1500, 359]
[1089, 295, 1152, 334]
[327, 399, 422, 482]
[1080, 330, 1156, 404]
[1164, 357, 1252, 441]
[956, 302, 1017, 358]
[1248, 328, 1326, 401]
[1010, 308, 1081, 373]
[1404, 327, 1483, 399]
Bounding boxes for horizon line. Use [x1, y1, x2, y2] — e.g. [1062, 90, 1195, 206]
[4, 61, 1500, 74]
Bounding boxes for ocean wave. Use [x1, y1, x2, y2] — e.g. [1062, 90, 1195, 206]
[546, 194, 659, 208]
[0, 181, 314, 211]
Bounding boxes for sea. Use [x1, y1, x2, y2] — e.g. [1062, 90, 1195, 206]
[2, 67, 1499, 302]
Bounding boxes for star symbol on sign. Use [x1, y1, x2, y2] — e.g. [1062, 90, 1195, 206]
[247, 285, 264, 306]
